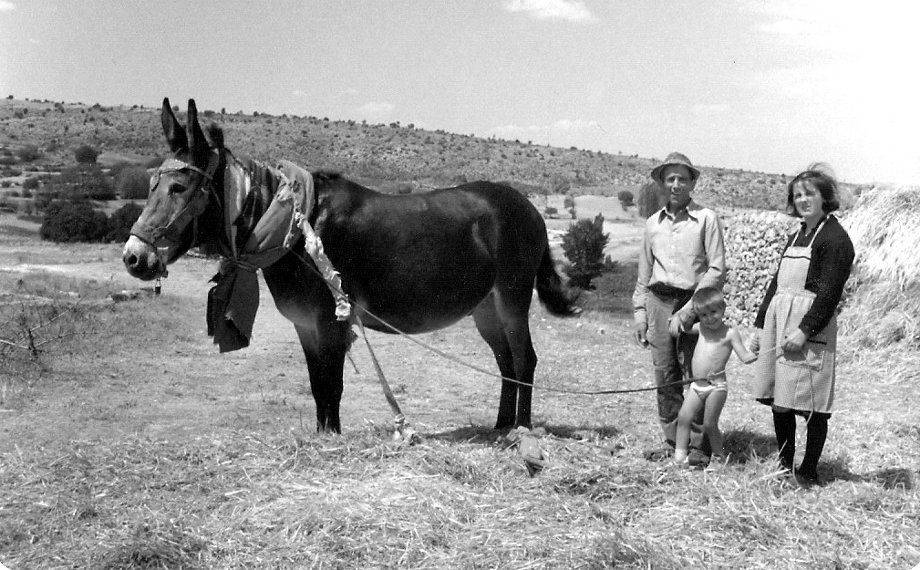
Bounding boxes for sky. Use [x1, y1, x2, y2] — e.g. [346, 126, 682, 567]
[1, 0, 917, 185]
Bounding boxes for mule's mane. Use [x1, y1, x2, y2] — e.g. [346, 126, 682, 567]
[312, 170, 343, 188]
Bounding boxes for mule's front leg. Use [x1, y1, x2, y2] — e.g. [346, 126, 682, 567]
[295, 324, 347, 433]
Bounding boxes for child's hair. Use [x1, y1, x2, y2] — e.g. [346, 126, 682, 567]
[692, 287, 725, 313]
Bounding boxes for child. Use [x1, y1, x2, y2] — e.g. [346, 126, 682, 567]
[673, 287, 756, 468]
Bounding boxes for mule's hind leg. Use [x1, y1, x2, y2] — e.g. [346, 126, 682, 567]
[473, 293, 537, 429]
[294, 323, 349, 433]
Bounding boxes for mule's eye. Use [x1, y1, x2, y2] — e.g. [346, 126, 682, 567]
[167, 182, 186, 194]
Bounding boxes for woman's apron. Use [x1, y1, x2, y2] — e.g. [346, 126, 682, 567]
[753, 219, 837, 412]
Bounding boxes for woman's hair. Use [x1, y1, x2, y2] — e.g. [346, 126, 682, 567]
[785, 163, 840, 217]
[692, 287, 725, 313]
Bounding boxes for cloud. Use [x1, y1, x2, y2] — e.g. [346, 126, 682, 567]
[356, 101, 395, 117]
[503, 0, 594, 22]
[0, 1, 15, 12]
[758, 19, 811, 36]
[552, 118, 600, 130]
[691, 104, 730, 116]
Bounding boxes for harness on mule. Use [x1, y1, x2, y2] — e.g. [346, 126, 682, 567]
[213, 157, 416, 440]
[206, 155, 351, 352]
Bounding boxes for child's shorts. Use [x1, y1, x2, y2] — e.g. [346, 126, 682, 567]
[690, 380, 727, 402]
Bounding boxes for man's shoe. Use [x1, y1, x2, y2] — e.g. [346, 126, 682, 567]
[687, 448, 711, 468]
[643, 443, 675, 461]
[704, 454, 728, 472]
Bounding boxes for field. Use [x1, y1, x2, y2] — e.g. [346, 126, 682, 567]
[1, 210, 918, 569]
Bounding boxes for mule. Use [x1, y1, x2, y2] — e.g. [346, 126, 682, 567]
[123, 98, 579, 432]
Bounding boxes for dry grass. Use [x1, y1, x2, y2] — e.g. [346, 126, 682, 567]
[1, 214, 919, 569]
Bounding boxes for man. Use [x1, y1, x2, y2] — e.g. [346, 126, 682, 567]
[633, 152, 726, 466]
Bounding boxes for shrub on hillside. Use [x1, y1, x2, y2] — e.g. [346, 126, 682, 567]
[22, 176, 40, 191]
[114, 164, 152, 199]
[73, 144, 100, 164]
[105, 202, 143, 243]
[16, 144, 42, 162]
[636, 179, 665, 218]
[49, 164, 115, 201]
[40, 200, 109, 243]
[561, 214, 609, 290]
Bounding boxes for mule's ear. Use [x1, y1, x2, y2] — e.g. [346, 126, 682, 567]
[186, 99, 210, 166]
[161, 98, 188, 152]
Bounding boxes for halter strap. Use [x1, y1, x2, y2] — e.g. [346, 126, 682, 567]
[129, 151, 221, 248]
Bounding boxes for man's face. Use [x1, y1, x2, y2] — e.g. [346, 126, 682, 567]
[660, 165, 695, 211]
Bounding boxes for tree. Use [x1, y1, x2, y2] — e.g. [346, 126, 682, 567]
[636, 179, 667, 218]
[40, 200, 109, 242]
[51, 163, 115, 201]
[16, 144, 42, 162]
[73, 144, 100, 164]
[105, 202, 143, 242]
[561, 214, 609, 290]
[114, 164, 151, 199]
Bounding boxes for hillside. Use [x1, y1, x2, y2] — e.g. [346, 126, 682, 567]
[0, 97, 871, 210]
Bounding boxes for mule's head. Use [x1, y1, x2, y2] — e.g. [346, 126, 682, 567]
[123, 98, 221, 280]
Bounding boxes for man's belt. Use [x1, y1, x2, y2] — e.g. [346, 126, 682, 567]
[648, 283, 694, 299]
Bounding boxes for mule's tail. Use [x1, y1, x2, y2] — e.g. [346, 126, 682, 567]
[535, 246, 581, 316]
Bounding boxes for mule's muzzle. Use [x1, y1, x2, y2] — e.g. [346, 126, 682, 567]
[122, 235, 166, 281]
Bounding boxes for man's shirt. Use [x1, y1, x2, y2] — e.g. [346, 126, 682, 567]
[633, 200, 726, 325]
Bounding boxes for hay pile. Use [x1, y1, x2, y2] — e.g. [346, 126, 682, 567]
[841, 184, 920, 348]
[844, 184, 920, 289]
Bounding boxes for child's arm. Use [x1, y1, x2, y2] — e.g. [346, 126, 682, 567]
[729, 328, 757, 364]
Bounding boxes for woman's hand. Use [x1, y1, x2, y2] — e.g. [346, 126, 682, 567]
[782, 329, 807, 353]
[748, 329, 761, 355]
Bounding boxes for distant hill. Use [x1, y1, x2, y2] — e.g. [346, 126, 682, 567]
[0, 97, 870, 210]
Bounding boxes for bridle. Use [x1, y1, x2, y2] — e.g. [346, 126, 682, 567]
[129, 150, 222, 251]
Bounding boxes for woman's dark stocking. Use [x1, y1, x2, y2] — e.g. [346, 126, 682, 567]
[772, 409, 796, 472]
[798, 413, 829, 480]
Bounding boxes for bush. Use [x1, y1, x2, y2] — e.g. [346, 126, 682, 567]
[106, 202, 143, 242]
[22, 176, 39, 190]
[40, 200, 109, 242]
[73, 144, 100, 164]
[114, 164, 152, 199]
[16, 144, 42, 162]
[561, 213, 609, 290]
[50, 164, 115, 200]
[636, 180, 666, 218]
[617, 189, 634, 208]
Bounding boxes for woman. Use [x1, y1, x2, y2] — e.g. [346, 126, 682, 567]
[751, 165, 855, 485]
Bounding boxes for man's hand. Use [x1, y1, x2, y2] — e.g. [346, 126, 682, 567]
[668, 309, 694, 337]
[782, 329, 807, 353]
[634, 322, 649, 348]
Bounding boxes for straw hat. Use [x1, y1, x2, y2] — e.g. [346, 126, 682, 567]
[650, 152, 700, 183]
